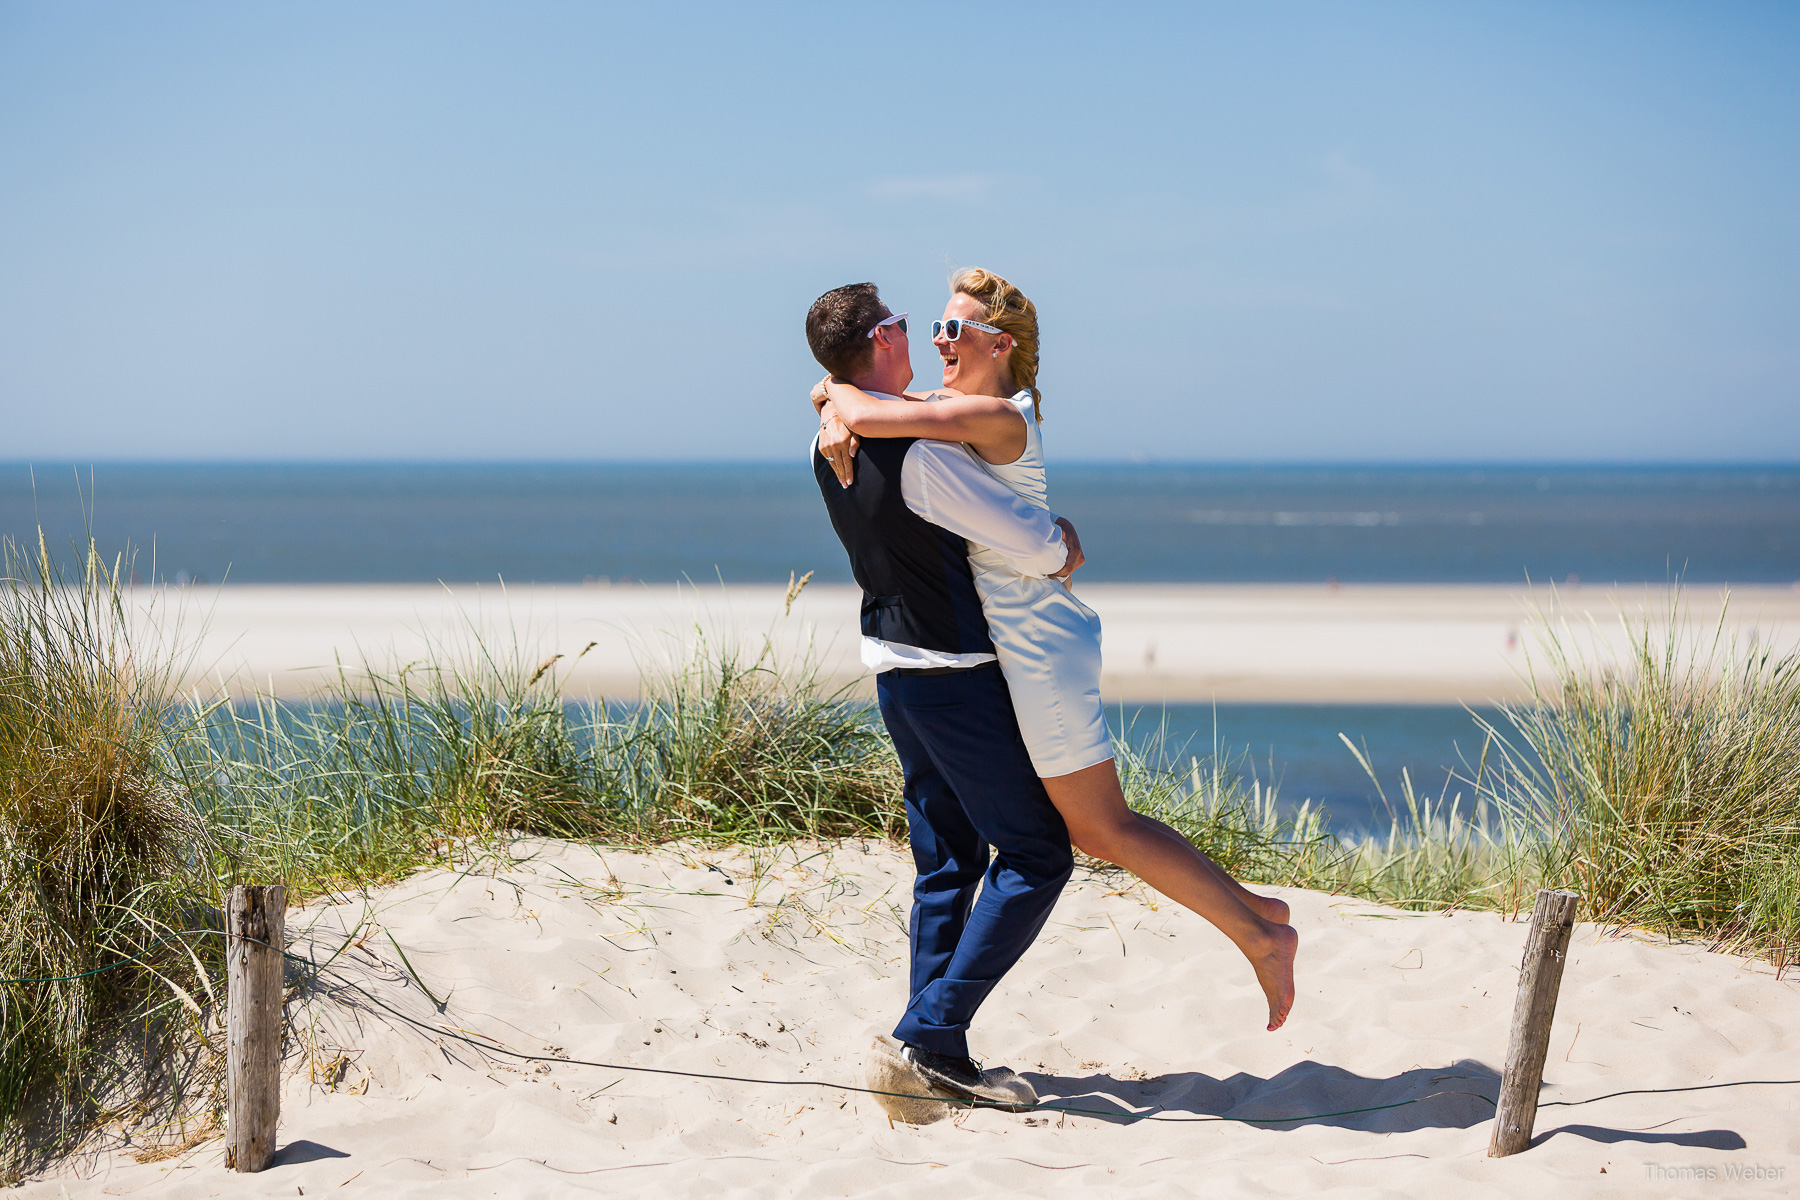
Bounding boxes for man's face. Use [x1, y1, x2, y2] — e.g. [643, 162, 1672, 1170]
[868, 306, 913, 389]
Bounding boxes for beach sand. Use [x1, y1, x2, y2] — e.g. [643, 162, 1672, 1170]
[136, 582, 1800, 704]
[24, 840, 1799, 1197]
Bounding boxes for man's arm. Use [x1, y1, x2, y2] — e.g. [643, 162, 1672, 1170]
[900, 440, 1075, 579]
[820, 378, 1027, 465]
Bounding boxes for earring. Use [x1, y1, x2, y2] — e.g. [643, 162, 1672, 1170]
[991, 348, 999, 358]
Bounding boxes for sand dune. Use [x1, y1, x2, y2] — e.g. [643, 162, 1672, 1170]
[28, 840, 1800, 1197]
[136, 582, 1800, 704]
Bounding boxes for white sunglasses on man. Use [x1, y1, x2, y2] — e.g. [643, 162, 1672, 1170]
[866, 312, 908, 338]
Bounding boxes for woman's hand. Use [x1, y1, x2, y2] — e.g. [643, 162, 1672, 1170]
[1050, 517, 1085, 584]
[818, 400, 860, 488]
[811, 375, 832, 413]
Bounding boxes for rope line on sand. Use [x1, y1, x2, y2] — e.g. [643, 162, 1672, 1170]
[322, 966, 1488, 1125]
[12, 931, 1799, 1128]
[1537, 1079, 1800, 1108]
[10, 931, 1458, 1124]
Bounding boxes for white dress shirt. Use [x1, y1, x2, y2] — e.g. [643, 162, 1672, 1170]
[812, 408, 1067, 672]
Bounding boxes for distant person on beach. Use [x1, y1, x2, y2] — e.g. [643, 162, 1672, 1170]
[804, 282, 1081, 1104]
[812, 270, 1298, 1032]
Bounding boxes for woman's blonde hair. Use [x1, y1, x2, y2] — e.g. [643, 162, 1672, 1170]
[950, 267, 1042, 421]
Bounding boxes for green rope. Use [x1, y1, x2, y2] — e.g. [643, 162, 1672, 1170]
[322, 963, 1494, 1125]
[4, 931, 1494, 1126]
[0, 930, 217, 985]
[313, 957, 1800, 1123]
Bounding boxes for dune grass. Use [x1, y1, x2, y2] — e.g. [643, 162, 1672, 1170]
[0, 536, 217, 1181]
[1471, 594, 1800, 965]
[1108, 717, 1546, 912]
[1246, 592, 1800, 969]
[178, 628, 905, 900]
[1109, 590, 1800, 968]
[3, 557, 1798, 1171]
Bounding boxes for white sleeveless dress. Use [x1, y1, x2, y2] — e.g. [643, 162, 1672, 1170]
[964, 391, 1114, 777]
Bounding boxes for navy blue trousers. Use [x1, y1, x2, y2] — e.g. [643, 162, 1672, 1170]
[877, 663, 1074, 1058]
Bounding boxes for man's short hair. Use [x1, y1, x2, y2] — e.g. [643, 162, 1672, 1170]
[805, 282, 886, 379]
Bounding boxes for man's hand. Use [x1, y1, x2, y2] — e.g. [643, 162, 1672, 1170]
[1051, 516, 1085, 583]
[818, 400, 860, 488]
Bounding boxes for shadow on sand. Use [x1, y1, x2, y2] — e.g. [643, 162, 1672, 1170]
[270, 1140, 351, 1167]
[1021, 1059, 1501, 1131]
[1532, 1124, 1747, 1151]
[1023, 1060, 1752, 1151]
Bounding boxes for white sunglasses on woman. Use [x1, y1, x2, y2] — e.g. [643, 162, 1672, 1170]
[931, 317, 1002, 341]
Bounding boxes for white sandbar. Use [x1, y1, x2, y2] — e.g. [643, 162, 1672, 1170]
[133, 582, 1800, 705]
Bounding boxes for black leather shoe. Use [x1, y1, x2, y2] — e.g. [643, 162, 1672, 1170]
[899, 1043, 1024, 1104]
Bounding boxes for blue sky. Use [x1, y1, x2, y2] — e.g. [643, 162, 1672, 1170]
[2, 1, 1795, 462]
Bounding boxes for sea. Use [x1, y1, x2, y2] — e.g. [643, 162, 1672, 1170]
[5, 462, 1796, 833]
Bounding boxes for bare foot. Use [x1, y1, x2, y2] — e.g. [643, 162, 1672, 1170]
[1242, 891, 1289, 925]
[1250, 922, 1299, 1031]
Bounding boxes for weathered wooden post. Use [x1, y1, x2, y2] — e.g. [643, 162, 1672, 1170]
[225, 884, 286, 1172]
[1488, 887, 1579, 1157]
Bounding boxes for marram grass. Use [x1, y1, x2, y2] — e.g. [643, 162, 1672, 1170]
[1095, 590, 1800, 966]
[176, 625, 906, 898]
[1474, 592, 1800, 965]
[0, 536, 217, 1181]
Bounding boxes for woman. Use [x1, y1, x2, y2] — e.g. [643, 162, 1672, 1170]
[815, 268, 1298, 1031]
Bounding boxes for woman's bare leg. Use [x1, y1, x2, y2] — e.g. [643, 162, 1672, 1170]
[1041, 757, 1298, 1031]
[1133, 812, 1290, 925]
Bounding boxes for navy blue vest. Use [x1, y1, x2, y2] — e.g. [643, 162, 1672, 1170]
[813, 437, 995, 655]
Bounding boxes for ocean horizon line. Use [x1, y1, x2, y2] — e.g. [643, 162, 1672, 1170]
[7, 461, 1793, 588]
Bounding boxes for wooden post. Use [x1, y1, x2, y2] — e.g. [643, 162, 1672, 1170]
[1488, 887, 1579, 1157]
[225, 884, 286, 1172]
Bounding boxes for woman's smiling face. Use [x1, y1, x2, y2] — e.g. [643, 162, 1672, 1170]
[935, 292, 1007, 393]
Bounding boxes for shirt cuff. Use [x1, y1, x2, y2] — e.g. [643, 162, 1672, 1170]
[1017, 519, 1067, 577]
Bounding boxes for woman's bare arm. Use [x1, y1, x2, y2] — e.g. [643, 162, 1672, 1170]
[821, 377, 1028, 465]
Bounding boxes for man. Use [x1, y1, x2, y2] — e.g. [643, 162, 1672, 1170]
[803, 282, 1082, 1102]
